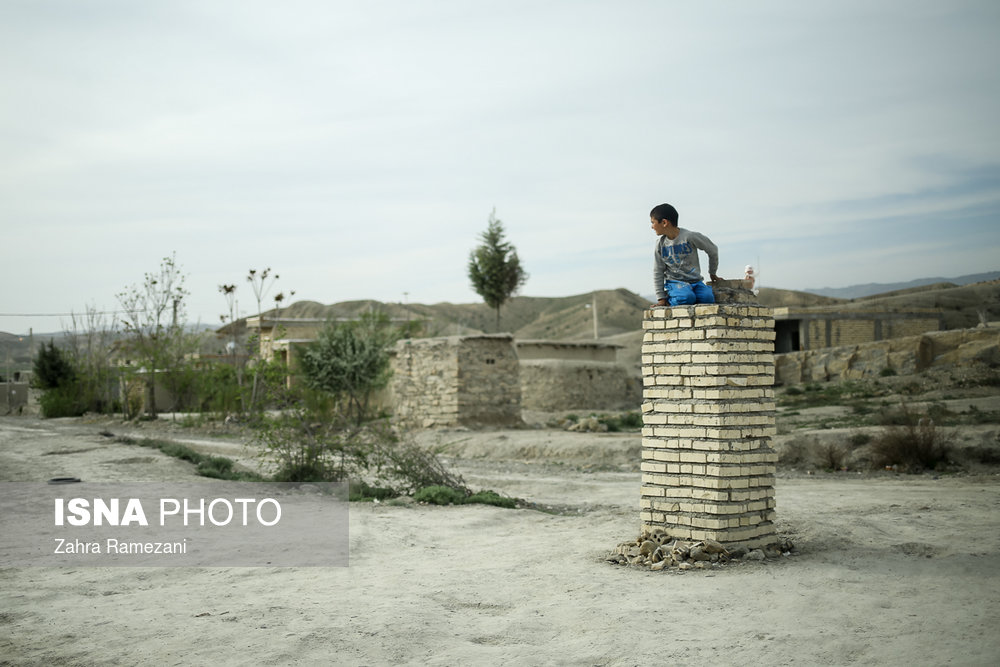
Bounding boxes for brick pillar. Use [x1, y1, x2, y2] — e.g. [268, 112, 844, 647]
[640, 303, 778, 549]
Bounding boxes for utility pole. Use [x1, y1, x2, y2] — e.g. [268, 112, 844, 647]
[592, 293, 599, 340]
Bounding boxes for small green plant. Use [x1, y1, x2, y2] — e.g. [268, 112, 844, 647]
[196, 456, 238, 479]
[413, 485, 518, 508]
[349, 480, 398, 502]
[589, 411, 643, 432]
[117, 436, 264, 481]
[880, 367, 897, 377]
[466, 490, 518, 508]
[413, 485, 468, 505]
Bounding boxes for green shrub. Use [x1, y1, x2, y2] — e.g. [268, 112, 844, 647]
[413, 485, 468, 505]
[118, 436, 264, 481]
[39, 385, 86, 418]
[466, 490, 518, 508]
[349, 480, 398, 502]
[608, 411, 643, 431]
[412, 486, 518, 508]
[193, 362, 244, 415]
[196, 456, 235, 479]
[157, 441, 202, 464]
[880, 368, 897, 377]
[34, 340, 76, 390]
[591, 411, 643, 432]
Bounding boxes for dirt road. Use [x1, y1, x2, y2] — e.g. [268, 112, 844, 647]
[2, 416, 999, 665]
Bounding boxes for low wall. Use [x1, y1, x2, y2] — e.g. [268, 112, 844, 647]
[1, 382, 29, 414]
[519, 360, 640, 412]
[516, 340, 619, 363]
[775, 327, 1000, 385]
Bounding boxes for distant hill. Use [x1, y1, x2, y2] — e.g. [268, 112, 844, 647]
[754, 288, 845, 308]
[272, 288, 651, 341]
[803, 271, 1000, 299]
[6, 279, 1000, 375]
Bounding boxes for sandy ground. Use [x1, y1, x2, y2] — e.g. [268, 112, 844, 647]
[2, 415, 1000, 666]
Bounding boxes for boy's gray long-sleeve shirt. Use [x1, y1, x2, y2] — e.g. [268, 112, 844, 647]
[653, 228, 719, 300]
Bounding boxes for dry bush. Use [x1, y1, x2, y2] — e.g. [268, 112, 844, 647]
[870, 404, 953, 472]
[815, 443, 849, 471]
[777, 437, 811, 466]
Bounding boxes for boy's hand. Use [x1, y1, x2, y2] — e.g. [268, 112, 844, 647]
[654, 298, 668, 307]
[709, 274, 721, 283]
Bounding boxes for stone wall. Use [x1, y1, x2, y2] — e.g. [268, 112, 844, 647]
[390, 335, 521, 428]
[640, 304, 778, 549]
[520, 359, 638, 412]
[775, 326, 1000, 385]
[515, 339, 639, 412]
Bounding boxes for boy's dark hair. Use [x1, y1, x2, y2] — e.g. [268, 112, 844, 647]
[650, 203, 678, 225]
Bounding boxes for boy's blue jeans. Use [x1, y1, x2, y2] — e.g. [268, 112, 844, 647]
[665, 280, 715, 306]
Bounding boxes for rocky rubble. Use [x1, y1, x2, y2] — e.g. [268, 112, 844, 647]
[564, 416, 609, 432]
[606, 530, 796, 571]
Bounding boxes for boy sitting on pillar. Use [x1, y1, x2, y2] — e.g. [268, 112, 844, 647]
[650, 202, 721, 306]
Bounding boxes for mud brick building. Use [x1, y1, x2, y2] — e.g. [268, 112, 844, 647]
[773, 308, 942, 353]
[640, 303, 778, 548]
[390, 334, 522, 428]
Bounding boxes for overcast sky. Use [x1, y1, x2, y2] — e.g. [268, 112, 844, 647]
[2, 0, 998, 335]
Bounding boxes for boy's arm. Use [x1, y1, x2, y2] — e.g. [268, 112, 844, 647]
[691, 232, 720, 281]
[653, 242, 667, 304]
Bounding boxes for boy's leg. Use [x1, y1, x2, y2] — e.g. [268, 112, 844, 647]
[666, 281, 696, 305]
[692, 281, 715, 304]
